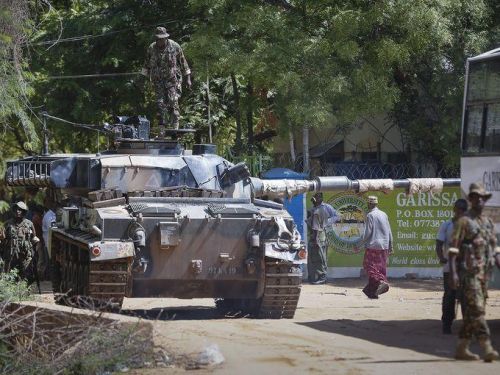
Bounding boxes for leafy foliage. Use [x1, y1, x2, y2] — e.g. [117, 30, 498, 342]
[0, 1, 38, 158]
[0, 269, 32, 303]
[1, 0, 499, 169]
[186, 0, 497, 165]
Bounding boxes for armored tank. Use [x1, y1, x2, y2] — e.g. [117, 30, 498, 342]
[5, 115, 460, 318]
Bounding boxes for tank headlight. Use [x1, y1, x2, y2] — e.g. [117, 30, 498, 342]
[298, 248, 307, 259]
[91, 246, 101, 257]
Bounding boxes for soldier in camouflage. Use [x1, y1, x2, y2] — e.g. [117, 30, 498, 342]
[143, 26, 192, 135]
[449, 182, 500, 362]
[0, 201, 40, 284]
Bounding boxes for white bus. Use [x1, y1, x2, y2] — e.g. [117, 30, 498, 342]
[461, 47, 500, 286]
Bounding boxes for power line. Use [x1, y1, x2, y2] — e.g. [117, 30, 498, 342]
[44, 72, 141, 80]
[31, 18, 191, 46]
[33, 29, 123, 45]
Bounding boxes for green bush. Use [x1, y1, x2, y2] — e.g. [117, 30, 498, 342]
[0, 270, 32, 303]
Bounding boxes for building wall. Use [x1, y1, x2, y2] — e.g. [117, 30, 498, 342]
[274, 115, 406, 163]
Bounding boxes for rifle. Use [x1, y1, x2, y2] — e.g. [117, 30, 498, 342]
[32, 242, 42, 294]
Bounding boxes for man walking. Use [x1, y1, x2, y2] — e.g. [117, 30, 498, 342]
[307, 192, 337, 284]
[0, 201, 40, 284]
[449, 183, 500, 362]
[435, 198, 468, 334]
[361, 196, 393, 299]
[143, 26, 192, 136]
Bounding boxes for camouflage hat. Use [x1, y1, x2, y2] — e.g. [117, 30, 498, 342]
[155, 26, 170, 39]
[367, 195, 378, 204]
[12, 201, 28, 211]
[468, 182, 492, 200]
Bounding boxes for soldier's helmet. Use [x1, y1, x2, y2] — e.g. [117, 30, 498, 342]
[12, 201, 28, 212]
[155, 26, 170, 39]
[468, 182, 492, 200]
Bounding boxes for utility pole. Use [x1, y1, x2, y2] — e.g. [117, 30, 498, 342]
[206, 65, 212, 143]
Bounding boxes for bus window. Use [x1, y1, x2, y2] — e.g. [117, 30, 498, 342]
[464, 106, 482, 153]
[467, 63, 487, 101]
[484, 103, 500, 153]
[485, 60, 500, 100]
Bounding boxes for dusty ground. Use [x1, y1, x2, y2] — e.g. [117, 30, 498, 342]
[38, 279, 500, 374]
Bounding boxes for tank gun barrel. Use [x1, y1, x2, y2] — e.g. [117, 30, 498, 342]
[251, 176, 461, 199]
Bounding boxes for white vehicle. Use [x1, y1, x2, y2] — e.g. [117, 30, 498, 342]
[461, 47, 500, 286]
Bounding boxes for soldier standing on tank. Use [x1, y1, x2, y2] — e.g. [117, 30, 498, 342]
[0, 201, 40, 284]
[142, 26, 192, 136]
[449, 182, 500, 362]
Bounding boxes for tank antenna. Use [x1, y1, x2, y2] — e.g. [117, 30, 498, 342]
[41, 111, 49, 156]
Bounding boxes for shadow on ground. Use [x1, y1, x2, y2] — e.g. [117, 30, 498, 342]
[329, 278, 443, 292]
[120, 306, 249, 321]
[297, 319, 500, 360]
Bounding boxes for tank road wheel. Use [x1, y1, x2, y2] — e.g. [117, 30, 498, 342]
[256, 261, 302, 319]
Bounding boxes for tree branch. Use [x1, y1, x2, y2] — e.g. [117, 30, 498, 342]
[12, 126, 34, 155]
[261, 0, 294, 11]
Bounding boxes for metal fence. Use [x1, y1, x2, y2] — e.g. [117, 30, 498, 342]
[272, 153, 459, 179]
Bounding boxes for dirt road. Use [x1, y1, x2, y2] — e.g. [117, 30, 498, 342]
[107, 278, 500, 374]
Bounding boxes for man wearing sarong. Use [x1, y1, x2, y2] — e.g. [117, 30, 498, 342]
[361, 195, 393, 299]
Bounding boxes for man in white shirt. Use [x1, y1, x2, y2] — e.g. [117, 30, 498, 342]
[42, 208, 56, 258]
[435, 198, 468, 334]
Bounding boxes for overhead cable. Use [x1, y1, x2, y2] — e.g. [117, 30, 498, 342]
[44, 72, 141, 80]
[31, 18, 191, 46]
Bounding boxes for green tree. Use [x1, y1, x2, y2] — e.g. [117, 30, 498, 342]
[186, 0, 496, 171]
[29, 0, 195, 152]
[5, 0, 498, 175]
[0, 1, 38, 155]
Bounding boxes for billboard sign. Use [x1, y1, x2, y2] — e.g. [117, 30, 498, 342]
[307, 186, 461, 277]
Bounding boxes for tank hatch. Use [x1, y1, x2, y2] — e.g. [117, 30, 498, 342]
[129, 202, 181, 217]
[107, 116, 196, 155]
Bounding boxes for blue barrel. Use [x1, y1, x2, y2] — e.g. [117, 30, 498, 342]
[262, 168, 307, 240]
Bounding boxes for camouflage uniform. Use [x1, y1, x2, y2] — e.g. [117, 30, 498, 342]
[0, 217, 38, 283]
[144, 28, 191, 130]
[451, 211, 496, 340]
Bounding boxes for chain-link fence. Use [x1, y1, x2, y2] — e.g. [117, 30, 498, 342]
[272, 153, 459, 179]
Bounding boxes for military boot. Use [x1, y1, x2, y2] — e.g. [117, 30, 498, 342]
[479, 338, 499, 362]
[455, 339, 480, 360]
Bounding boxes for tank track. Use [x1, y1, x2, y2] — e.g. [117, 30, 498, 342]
[87, 259, 131, 309]
[256, 261, 302, 319]
[214, 261, 302, 319]
[52, 234, 132, 310]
